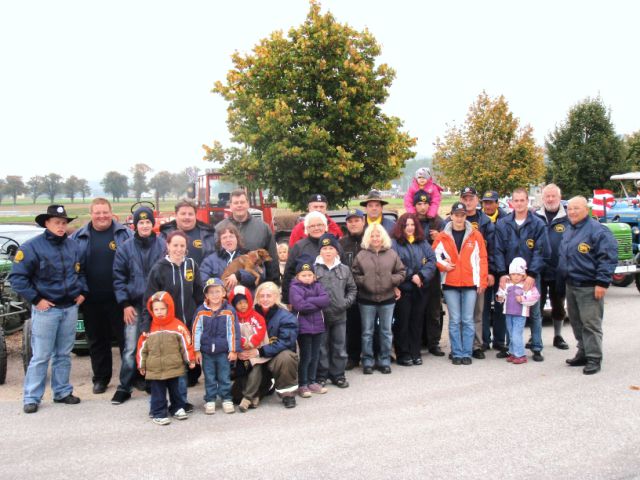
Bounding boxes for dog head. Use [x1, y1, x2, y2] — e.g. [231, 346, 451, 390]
[250, 248, 272, 264]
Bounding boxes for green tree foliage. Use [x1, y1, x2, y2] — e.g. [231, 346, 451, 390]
[101, 171, 129, 202]
[623, 130, 640, 171]
[149, 171, 174, 202]
[0, 179, 5, 204]
[210, 1, 415, 210]
[27, 176, 44, 204]
[546, 97, 625, 197]
[172, 167, 200, 199]
[64, 175, 83, 203]
[4, 175, 27, 205]
[43, 173, 63, 203]
[78, 178, 91, 202]
[130, 163, 152, 202]
[433, 91, 544, 195]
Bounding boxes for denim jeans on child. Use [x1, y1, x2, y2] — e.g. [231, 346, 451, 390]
[505, 314, 526, 357]
[298, 333, 323, 386]
[23, 304, 78, 405]
[149, 377, 183, 417]
[202, 352, 232, 402]
[116, 305, 142, 394]
[359, 302, 394, 368]
[443, 288, 477, 359]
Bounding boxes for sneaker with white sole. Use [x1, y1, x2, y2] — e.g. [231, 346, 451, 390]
[298, 386, 311, 398]
[204, 402, 216, 415]
[173, 408, 188, 420]
[153, 417, 171, 426]
[222, 401, 235, 414]
[239, 398, 251, 412]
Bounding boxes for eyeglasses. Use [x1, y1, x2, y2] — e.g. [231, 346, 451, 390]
[307, 224, 325, 229]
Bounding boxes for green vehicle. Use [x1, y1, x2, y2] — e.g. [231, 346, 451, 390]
[602, 222, 637, 288]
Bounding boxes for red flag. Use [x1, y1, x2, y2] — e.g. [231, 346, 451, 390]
[592, 189, 615, 216]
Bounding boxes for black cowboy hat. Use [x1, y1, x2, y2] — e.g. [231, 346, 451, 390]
[35, 205, 77, 228]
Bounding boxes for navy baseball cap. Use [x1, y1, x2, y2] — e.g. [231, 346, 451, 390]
[460, 186, 477, 197]
[450, 202, 466, 214]
[345, 208, 365, 220]
[481, 191, 499, 202]
[413, 189, 431, 206]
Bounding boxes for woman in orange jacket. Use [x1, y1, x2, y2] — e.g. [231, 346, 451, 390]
[432, 202, 488, 365]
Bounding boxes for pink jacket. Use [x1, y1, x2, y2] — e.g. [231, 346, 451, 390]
[404, 177, 442, 217]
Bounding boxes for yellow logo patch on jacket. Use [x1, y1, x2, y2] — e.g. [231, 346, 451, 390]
[109, 240, 117, 251]
[75, 262, 81, 273]
[14, 250, 24, 263]
[185, 269, 194, 281]
[526, 239, 535, 249]
[578, 243, 591, 254]
[554, 224, 565, 233]
[193, 239, 202, 249]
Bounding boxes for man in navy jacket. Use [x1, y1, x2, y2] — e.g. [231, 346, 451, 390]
[495, 188, 549, 362]
[559, 196, 617, 375]
[10, 205, 87, 413]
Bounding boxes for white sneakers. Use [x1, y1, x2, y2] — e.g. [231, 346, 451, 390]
[152, 417, 170, 426]
[173, 408, 188, 420]
[204, 402, 216, 415]
[222, 401, 235, 414]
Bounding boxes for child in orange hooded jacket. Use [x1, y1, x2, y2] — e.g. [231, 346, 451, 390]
[137, 291, 195, 425]
[228, 285, 269, 412]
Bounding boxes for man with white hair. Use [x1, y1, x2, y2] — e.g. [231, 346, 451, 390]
[558, 196, 617, 375]
[535, 184, 570, 350]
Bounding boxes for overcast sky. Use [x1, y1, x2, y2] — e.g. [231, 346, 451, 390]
[1, 0, 639, 182]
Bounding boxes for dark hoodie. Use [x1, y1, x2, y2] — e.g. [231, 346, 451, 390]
[141, 255, 204, 332]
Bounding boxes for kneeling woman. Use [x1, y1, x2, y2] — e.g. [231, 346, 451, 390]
[432, 202, 487, 365]
[352, 223, 406, 374]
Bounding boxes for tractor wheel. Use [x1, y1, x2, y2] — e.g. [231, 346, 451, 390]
[611, 274, 634, 287]
[0, 328, 7, 385]
[22, 318, 32, 374]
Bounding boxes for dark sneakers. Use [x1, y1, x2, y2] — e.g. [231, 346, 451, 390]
[461, 357, 472, 366]
[532, 351, 544, 362]
[53, 394, 81, 405]
[553, 336, 570, 350]
[362, 366, 374, 375]
[496, 350, 510, 359]
[111, 391, 131, 405]
[583, 360, 601, 375]
[566, 354, 588, 367]
[345, 359, 359, 371]
[378, 366, 391, 374]
[23, 403, 38, 414]
[472, 350, 485, 360]
[452, 357, 462, 366]
[282, 396, 296, 408]
[428, 346, 445, 357]
[331, 377, 350, 388]
[184, 402, 194, 413]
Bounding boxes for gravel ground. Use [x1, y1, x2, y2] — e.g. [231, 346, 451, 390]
[1, 286, 639, 479]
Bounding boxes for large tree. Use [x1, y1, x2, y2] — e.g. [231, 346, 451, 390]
[101, 171, 129, 202]
[172, 166, 199, 199]
[27, 176, 44, 204]
[546, 97, 625, 197]
[148, 170, 174, 203]
[623, 130, 640, 171]
[210, 1, 415, 210]
[64, 175, 82, 203]
[4, 175, 27, 205]
[42, 173, 63, 203]
[78, 178, 91, 202]
[130, 163, 152, 202]
[433, 91, 544, 195]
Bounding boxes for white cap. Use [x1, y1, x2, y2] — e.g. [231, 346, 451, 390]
[509, 257, 527, 275]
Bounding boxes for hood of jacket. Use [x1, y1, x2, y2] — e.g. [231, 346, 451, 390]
[227, 285, 255, 320]
[146, 291, 176, 328]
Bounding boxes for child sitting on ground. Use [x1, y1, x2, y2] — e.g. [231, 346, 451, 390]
[404, 167, 443, 218]
[228, 285, 269, 412]
[496, 257, 540, 364]
[137, 291, 195, 426]
[289, 255, 331, 398]
[314, 233, 357, 388]
[192, 278, 241, 415]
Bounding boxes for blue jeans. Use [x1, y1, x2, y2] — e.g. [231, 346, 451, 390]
[201, 352, 232, 402]
[23, 304, 78, 405]
[443, 288, 477, 358]
[117, 305, 141, 393]
[359, 302, 394, 368]
[528, 277, 543, 352]
[505, 314, 526, 357]
[149, 377, 183, 417]
[298, 333, 323, 386]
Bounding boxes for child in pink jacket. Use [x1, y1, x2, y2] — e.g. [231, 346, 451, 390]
[404, 167, 442, 217]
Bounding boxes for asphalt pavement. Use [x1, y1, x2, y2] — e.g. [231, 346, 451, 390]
[1, 286, 640, 479]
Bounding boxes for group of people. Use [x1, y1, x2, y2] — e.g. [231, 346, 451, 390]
[10, 168, 619, 423]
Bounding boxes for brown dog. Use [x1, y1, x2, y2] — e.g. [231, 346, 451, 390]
[222, 248, 272, 286]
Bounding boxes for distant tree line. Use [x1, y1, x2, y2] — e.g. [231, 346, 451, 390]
[0, 165, 200, 205]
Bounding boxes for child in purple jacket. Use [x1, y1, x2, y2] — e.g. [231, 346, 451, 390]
[289, 255, 330, 398]
[496, 257, 540, 364]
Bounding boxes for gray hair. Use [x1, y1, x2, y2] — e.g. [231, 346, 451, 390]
[303, 211, 328, 235]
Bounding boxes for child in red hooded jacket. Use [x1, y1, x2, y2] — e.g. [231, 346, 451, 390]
[137, 291, 195, 426]
[228, 285, 269, 412]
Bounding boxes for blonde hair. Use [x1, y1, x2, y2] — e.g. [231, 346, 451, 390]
[361, 223, 392, 250]
[254, 281, 288, 309]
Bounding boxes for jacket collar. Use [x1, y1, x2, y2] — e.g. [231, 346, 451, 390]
[536, 203, 567, 222]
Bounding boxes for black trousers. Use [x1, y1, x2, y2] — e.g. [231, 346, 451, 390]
[81, 300, 124, 385]
[423, 276, 444, 348]
[394, 288, 429, 360]
[345, 304, 362, 362]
